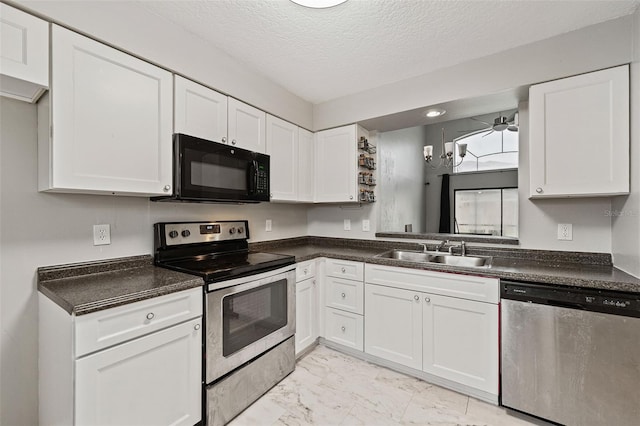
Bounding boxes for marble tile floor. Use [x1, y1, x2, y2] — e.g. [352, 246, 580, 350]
[229, 345, 549, 426]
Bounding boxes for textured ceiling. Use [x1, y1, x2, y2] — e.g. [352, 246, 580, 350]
[137, 0, 640, 105]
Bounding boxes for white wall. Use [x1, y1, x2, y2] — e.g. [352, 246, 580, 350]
[0, 98, 308, 425]
[15, 0, 314, 130]
[611, 8, 640, 278]
[314, 15, 634, 130]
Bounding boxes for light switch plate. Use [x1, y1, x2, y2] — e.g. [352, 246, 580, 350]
[362, 219, 370, 232]
[557, 223, 573, 240]
[266, 219, 272, 232]
[343, 219, 351, 231]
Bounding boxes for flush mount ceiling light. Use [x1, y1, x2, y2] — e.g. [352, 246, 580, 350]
[290, 0, 348, 8]
[425, 108, 446, 118]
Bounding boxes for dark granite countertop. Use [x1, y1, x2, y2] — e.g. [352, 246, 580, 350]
[252, 237, 640, 294]
[38, 255, 204, 315]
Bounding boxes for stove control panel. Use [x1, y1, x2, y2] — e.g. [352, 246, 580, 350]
[160, 221, 248, 246]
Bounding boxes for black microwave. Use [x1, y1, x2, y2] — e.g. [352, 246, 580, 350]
[152, 133, 270, 203]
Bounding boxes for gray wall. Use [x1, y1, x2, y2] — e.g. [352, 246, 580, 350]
[0, 98, 309, 425]
[378, 126, 427, 233]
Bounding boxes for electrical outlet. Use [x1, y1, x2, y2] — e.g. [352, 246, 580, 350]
[343, 219, 351, 231]
[265, 219, 272, 232]
[557, 223, 573, 241]
[362, 219, 370, 232]
[93, 224, 111, 246]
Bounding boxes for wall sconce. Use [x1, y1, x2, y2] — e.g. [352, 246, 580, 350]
[424, 129, 466, 168]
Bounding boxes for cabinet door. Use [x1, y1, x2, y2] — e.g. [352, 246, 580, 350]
[174, 76, 228, 143]
[298, 128, 315, 202]
[76, 318, 202, 426]
[228, 97, 266, 153]
[266, 114, 298, 201]
[46, 25, 173, 196]
[0, 3, 49, 102]
[423, 294, 498, 395]
[529, 65, 629, 197]
[314, 125, 357, 202]
[295, 277, 318, 356]
[364, 284, 422, 370]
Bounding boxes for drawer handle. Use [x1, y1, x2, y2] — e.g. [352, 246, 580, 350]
[341, 292, 346, 298]
[194, 324, 201, 331]
[341, 267, 346, 273]
[304, 268, 308, 274]
[414, 295, 419, 301]
[536, 187, 543, 194]
[425, 297, 431, 303]
[312, 280, 316, 285]
[146, 312, 155, 320]
[341, 326, 346, 332]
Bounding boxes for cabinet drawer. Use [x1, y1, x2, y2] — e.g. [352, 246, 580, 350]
[325, 258, 364, 281]
[296, 260, 316, 282]
[325, 276, 363, 314]
[324, 308, 363, 351]
[75, 288, 202, 357]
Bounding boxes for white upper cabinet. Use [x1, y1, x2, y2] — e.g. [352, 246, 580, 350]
[39, 25, 173, 196]
[174, 75, 228, 143]
[314, 124, 358, 202]
[0, 3, 49, 103]
[228, 97, 266, 153]
[266, 114, 298, 201]
[529, 65, 629, 198]
[298, 128, 315, 202]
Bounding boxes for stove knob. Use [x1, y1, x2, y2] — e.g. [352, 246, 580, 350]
[181, 230, 191, 238]
[237, 227, 244, 234]
[229, 227, 236, 235]
[168, 230, 179, 239]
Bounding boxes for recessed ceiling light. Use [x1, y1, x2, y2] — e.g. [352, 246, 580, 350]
[425, 108, 446, 118]
[290, 0, 348, 8]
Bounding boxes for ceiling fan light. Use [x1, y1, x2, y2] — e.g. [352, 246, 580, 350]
[290, 0, 348, 8]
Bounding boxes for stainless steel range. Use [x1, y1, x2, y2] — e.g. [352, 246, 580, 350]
[154, 221, 296, 426]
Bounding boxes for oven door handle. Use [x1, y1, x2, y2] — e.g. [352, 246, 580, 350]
[206, 264, 295, 293]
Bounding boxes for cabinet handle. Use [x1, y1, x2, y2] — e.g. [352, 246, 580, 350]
[414, 295, 419, 301]
[312, 279, 316, 285]
[341, 292, 346, 298]
[146, 312, 155, 320]
[425, 297, 431, 303]
[194, 324, 201, 331]
[341, 326, 346, 332]
[303, 268, 308, 274]
[349, 195, 354, 200]
[341, 267, 346, 273]
[232, 139, 237, 145]
[163, 185, 171, 192]
[536, 187, 543, 194]
[222, 137, 227, 143]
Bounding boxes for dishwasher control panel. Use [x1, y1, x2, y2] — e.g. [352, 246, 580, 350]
[501, 281, 640, 318]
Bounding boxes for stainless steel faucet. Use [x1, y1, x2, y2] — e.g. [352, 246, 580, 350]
[435, 240, 448, 252]
[449, 241, 467, 256]
[418, 243, 428, 252]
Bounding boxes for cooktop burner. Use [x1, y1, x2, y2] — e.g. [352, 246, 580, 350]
[153, 221, 295, 284]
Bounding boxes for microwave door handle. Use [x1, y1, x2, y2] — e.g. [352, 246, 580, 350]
[249, 160, 258, 194]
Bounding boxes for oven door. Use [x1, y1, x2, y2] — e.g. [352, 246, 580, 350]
[205, 265, 295, 384]
[175, 133, 270, 202]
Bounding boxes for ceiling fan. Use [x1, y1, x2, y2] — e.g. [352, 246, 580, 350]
[462, 112, 519, 137]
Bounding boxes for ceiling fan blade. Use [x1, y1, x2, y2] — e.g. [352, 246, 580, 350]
[482, 130, 495, 138]
[507, 125, 518, 132]
[458, 127, 490, 133]
[470, 117, 491, 126]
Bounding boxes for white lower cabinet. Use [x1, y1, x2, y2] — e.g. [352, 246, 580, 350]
[364, 284, 422, 370]
[76, 318, 202, 425]
[324, 307, 364, 351]
[295, 276, 318, 355]
[423, 293, 498, 394]
[39, 288, 203, 426]
[363, 264, 499, 398]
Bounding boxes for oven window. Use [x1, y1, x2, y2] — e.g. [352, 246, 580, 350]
[222, 279, 287, 357]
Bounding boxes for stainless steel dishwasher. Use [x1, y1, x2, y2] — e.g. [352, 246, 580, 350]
[501, 280, 640, 426]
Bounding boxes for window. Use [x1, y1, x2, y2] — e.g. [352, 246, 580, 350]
[454, 188, 518, 237]
[454, 130, 518, 174]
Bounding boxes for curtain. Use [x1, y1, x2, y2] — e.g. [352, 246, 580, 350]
[438, 173, 451, 233]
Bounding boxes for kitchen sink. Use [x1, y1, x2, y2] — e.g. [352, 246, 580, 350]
[377, 250, 492, 268]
